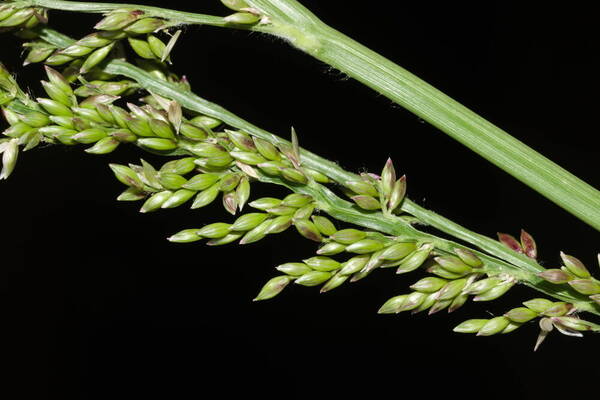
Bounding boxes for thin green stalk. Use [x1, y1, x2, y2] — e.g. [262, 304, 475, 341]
[15, 0, 228, 26]
[33, 28, 597, 312]
[20, 0, 600, 232]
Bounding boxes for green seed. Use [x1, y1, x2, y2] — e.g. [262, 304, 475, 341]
[249, 197, 281, 210]
[158, 172, 187, 190]
[378, 295, 407, 314]
[396, 245, 433, 274]
[231, 213, 269, 231]
[253, 137, 280, 160]
[320, 273, 349, 293]
[197, 223, 231, 239]
[281, 168, 308, 184]
[150, 118, 176, 139]
[59, 44, 94, 58]
[311, 215, 337, 236]
[206, 233, 244, 246]
[239, 219, 272, 244]
[448, 293, 468, 313]
[0, 139, 18, 180]
[76, 33, 113, 48]
[110, 129, 138, 143]
[264, 215, 293, 234]
[304, 168, 330, 183]
[138, 137, 177, 151]
[351, 195, 381, 210]
[282, 193, 312, 208]
[338, 254, 370, 276]
[36, 98, 73, 117]
[436, 278, 467, 301]
[219, 172, 241, 192]
[568, 279, 600, 295]
[236, 176, 250, 211]
[191, 184, 220, 209]
[45, 53, 74, 66]
[161, 189, 195, 208]
[293, 204, 315, 220]
[94, 10, 141, 31]
[294, 219, 323, 242]
[477, 317, 510, 336]
[109, 163, 142, 187]
[398, 292, 426, 312]
[140, 190, 173, 213]
[522, 298, 554, 314]
[80, 43, 115, 74]
[189, 115, 221, 129]
[345, 239, 385, 254]
[453, 319, 488, 333]
[109, 105, 130, 128]
[380, 242, 416, 261]
[73, 128, 107, 144]
[463, 277, 503, 295]
[180, 122, 207, 140]
[224, 12, 260, 25]
[473, 281, 515, 301]
[72, 107, 104, 124]
[316, 242, 346, 256]
[303, 256, 340, 272]
[276, 262, 312, 276]
[188, 142, 228, 158]
[345, 180, 379, 197]
[183, 173, 221, 191]
[560, 252, 591, 278]
[167, 228, 203, 243]
[0, 8, 33, 27]
[434, 256, 472, 275]
[253, 276, 292, 301]
[330, 229, 366, 245]
[295, 271, 332, 287]
[128, 37, 156, 59]
[410, 277, 448, 293]
[124, 18, 165, 34]
[541, 302, 573, 317]
[116, 187, 146, 201]
[222, 190, 237, 214]
[504, 307, 538, 323]
[3, 122, 34, 138]
[413, 292, 438, 314]
[387, 176, 406, 212]
[41, 80, 72, 107]
[257, 161, 284, 176]
[455, 248, 483, 268]
[537, 269, 572, 284]
[226, 129, 255, 151]
[20, 111, 50, 128]
[266, 205, 296, 216]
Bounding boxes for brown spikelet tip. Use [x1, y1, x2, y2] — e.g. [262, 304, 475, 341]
[520, 229, 537, 259]
[497, 232, 524, 253]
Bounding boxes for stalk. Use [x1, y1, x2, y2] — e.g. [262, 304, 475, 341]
[13, 0, 600, 232]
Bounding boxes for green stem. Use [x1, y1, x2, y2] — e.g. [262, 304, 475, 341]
[33, 29, 600, 314]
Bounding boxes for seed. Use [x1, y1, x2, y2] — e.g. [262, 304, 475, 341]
[253, 276, 292, 301]
[295, 271, 332, 287]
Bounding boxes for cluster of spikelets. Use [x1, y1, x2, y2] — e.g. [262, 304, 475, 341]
[1, 1, 600, 350]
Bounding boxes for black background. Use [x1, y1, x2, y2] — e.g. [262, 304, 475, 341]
[1, 1, 599, 398]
